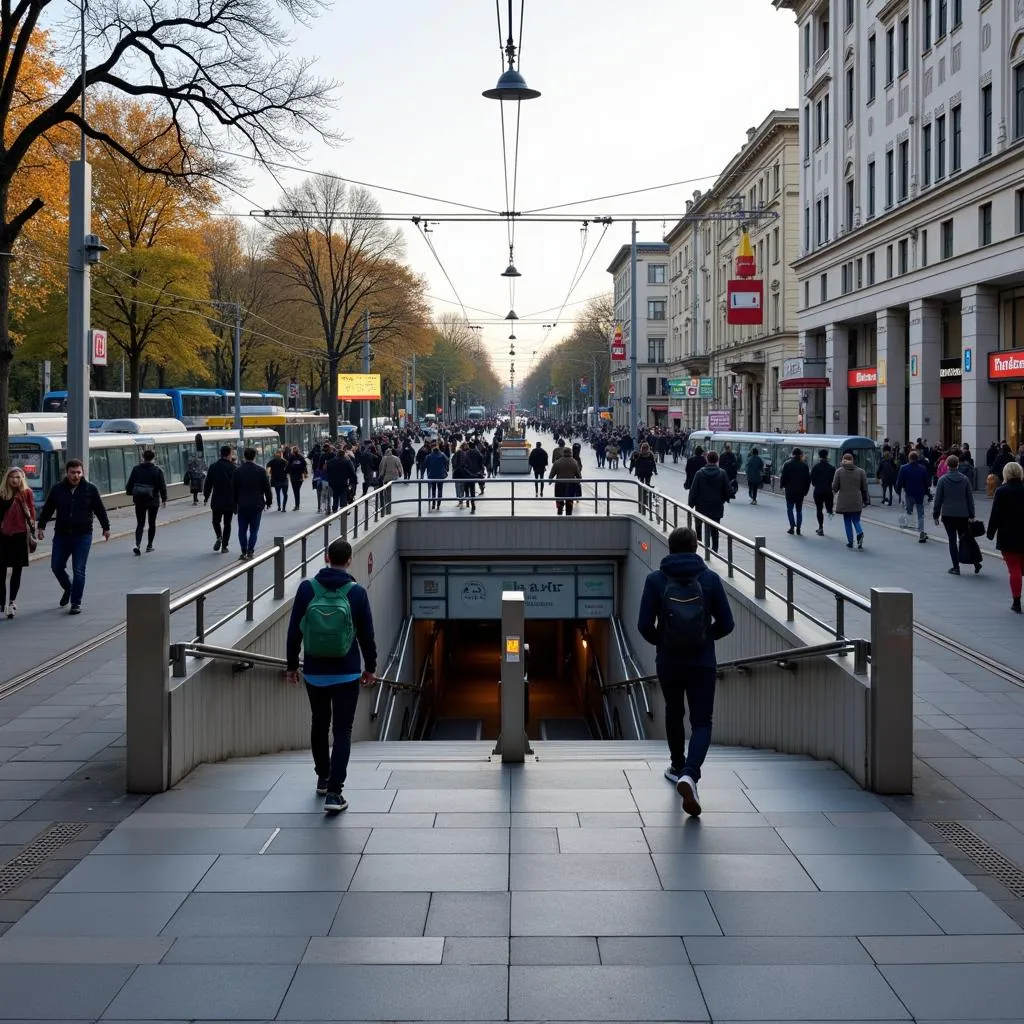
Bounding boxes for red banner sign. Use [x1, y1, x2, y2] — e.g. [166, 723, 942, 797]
[848, 367, 878, 388]
[988, 349, 1024, 381]
[611, 324, 626, 362]
[726, 280, 763, 325]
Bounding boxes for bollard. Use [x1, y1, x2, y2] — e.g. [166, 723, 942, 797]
[493, 591, 529, 763]
[274, 536, 286, 600]
[126, 588, 171, 794]
[868, 587, 913, 794]
[754, 536, 766, 599]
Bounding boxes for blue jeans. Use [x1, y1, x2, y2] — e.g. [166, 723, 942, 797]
[273, 483, 288, 510]
[786, 498, 803, 529]
[236, 507, 263, 554]
[905, 495, 924, 532]
[658, 665, 716, 783]
[305, 680, 361, 791]
[51, 533, 92, 606]
[842, 511, 863, 544]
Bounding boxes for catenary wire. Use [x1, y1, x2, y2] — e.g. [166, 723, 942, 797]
[414, 221, 469, 323]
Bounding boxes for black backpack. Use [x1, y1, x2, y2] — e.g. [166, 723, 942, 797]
[660, 572, 709, 651]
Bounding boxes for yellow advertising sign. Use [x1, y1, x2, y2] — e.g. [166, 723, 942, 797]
[337, 373, 381, 400]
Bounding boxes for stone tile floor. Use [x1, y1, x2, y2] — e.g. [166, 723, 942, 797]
[0, 740, 1022, 1022]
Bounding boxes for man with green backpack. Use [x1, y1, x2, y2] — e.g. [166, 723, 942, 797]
[286, 538, 378, 813]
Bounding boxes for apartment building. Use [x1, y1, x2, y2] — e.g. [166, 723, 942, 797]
[774, 0, 1024, 452]
[606, 242, 670, 428]
[662, 110, 803, 433]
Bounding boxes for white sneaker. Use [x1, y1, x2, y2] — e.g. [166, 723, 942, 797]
[663, 765, 681, 785]
[5, 602, 13, 620]
[676, 775, 701, 817]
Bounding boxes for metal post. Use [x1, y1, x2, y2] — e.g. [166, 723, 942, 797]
[868, 587, 914, 794]
[754, 535, 766, 599]
[126, 588, 170, 793]
[410, 354, 417, 424]
[362, 309, 371, 438]
[273, 536, 286, 600]
[629, 218, 639, 438]
[66, 159, 92, 476]
[232, 303, 243, 442]
[494, 591, 529, 763]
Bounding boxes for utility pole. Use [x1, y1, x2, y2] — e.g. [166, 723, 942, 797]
[629, 218, 639, 440]
[362, 309, 371, 437]
[410, 354, 417, 424]
[232, 303, 243, 444]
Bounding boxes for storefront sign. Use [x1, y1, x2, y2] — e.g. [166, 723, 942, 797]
[939, 358, 962, 380]
[964, 348, 973, 373]
[910, 355, 919, 377]
[726, 279, 764, 325]
[877, 359, 887, 387]
[988, 349, 1024, 381]
[611, 324, 626, 361]
[707, 410, 732, 431]
[782, 357, 804, 380]
[848, 367, 878, 388]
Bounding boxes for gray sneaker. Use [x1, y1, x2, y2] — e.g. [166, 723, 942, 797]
[676, 775, 701, 817]
[663, 766, 682, 785]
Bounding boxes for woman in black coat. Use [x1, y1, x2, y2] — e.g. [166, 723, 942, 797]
[986, 461, 1024, 613]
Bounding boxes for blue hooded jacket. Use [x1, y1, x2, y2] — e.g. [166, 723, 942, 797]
[637, 552, 734, 670]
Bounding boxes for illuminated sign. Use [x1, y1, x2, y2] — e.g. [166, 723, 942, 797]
[337, 373, 381, 400]
[848, 367, 878, 388]
[988, 349, 1024, 381]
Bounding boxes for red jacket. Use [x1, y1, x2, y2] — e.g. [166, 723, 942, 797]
[0, 491, 36, 536]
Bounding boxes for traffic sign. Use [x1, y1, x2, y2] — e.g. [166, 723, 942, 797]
[90, 328, 107, 366]
[608, 383, 616, 395]
[289, 378, 299, 398]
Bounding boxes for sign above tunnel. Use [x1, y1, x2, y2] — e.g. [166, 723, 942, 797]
[410, 563, 615, 620]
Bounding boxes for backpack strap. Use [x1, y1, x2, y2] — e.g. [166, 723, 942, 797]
[338, 582, 356, 598]
[307, 579, 326, 599]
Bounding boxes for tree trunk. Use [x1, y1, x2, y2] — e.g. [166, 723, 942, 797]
[130, 352, 143, 418]
[0, 270, 11, 473]
[326, 352, 340, 437]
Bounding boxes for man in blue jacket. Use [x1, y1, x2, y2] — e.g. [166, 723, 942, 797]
[637, 526, 734, 816]
[895, 449, 931, 543]
[424, 444, 449, 511]
[286, 538, 377, 813]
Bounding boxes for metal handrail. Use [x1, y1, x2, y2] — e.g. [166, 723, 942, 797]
[173, 641, 402, 683]
[718, 639, 870, 676]
[611, 616, 652, 719]
[372, 617, 413, 720]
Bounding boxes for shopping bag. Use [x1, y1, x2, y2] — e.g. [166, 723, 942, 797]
[957, 532, 982, 565]
[898, 511, 908, 529]
[969, 519, 986, 538]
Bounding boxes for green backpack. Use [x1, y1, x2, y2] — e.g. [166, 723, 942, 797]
[301, 580, 356, 659]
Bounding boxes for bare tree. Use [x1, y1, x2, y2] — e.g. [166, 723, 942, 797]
[0, 0, 338, 468]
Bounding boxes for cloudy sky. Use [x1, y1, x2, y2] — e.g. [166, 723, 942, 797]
[232, 0, 799, 379]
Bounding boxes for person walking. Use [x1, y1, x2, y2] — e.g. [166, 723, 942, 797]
[832, 452, 869, 549]
[932, 453, 979, 575]
[286, 538, 377, 813]
[377, 446, 404, 514]
[399, 441, 415, 481]
[986, 461, 1024, 612]
[631, 442, 658, 515]
[186, 435, 207, 505]
[0, 467, 36, 619]
[528, 441, 548, 497]
[683, 445, 706, 490]
[549, 446, 583, 516]
[424, 443, 449, 510]
[126, 449, 167, 555]
[637, 526, 734, 816]
[204, 445, 237, 553]
[877, 449, 898, 505]
[895, 449, 930, 543]
[718, 443, 738, 494]
[810, 449, 835, 536]
[36, 459, 110, 614]
[267, 448, 289, 512]
[232, 447, 273, 560]
[286, 447, 308, 510]
[744, 447, 764, 504]
[687, 450, 732, 552]
[463, 442, 486, 512]
[779, 447, 811, 536]
[325, 450, 358, 513]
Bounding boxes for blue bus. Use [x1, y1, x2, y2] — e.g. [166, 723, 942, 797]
[42, 390, 173, 427]
[143, 388, 286, 427]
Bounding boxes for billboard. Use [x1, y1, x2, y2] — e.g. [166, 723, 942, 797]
[337, 373, 381, 400]
[707, 410, 732, 431]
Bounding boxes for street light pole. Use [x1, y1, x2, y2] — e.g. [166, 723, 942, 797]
[362, 309, 371, 437]
[629, 218, 639, 440]
[232, 303, 243, 444]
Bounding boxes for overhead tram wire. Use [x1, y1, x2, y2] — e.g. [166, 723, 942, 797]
[414, 220, 471, 323]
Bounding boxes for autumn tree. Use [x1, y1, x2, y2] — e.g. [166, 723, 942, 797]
[0, 0, 336, 468]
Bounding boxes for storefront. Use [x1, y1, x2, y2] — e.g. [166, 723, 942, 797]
[847, 366, 877, 439]
[940, 357, 962, 445]
[990, 348, 1024, 452]
[649, 404, 668, 428]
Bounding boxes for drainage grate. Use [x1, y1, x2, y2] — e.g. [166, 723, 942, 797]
[930, 820, 1024, 899]
[0, 822, 87, 896]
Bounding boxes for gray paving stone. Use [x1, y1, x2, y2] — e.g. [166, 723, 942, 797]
[424, 892, 510, 936]
[432, 812, 510, 827]
[597, 935, 689, 964]
[512, 890, 721, 936]
[384, 769, 507, 789]
[303, 936, 443, 964]
[161, 937, 309, 964]
[441, 936, 509, 964]
[102, 964, 296, 1019]
[53, 853, 216, 892]
[250, 810, 434, 828]
[743, 788, 887, 812]
[162, 892, 342, 937]
[861, 934, 1024, 963]
[510, 852, 662, 890]
[363, 827, 508, 854]
[0, 964, 133, 1019]
[777, 825, 935, 854]
[330, 891, 430, 936]
[510, 828, 559, 852]
[509, 964, 709, 1021]
[630, 787, 755, 813]
[510, 936, 600, 964]
[640, 811, 770, 828]
[708, 891, 942, 936]
[93, 826, 276, 855]
[8, 892, 186, 937]
[278, 964, 508, 1020]
[510, 788, 638, 812]
[254, 786, 395, 814]
[264, 827, 371, 854]
[797, 854, 977, 891]
[696, 964, 909, 1020]
[880, 964, 1024, 1019]
[512, 770, 631, 790]
[390, 788, 510, 812]
[510, 811, 582, 827]
[911, 891, 1024, 934]
[196, 853, 359, 892]
[643, 825, 789, 854]
[118, 812, 254, 829]
[0, 936, 172, 963]
[684, 936, 872, 964]
[576, 811, 645, 827]
[135, 789, 269, 814]
[349, 852, 508, 891]
[554, 827, 649, 853]
[653, 853, 817, 891]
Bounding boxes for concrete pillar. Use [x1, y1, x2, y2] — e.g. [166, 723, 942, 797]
[869, 588, 914, 795]
[495, 591, 529, 763]
[824, 324, 847, 434]
[960, 285, 1000, 455]
[126, 588, 171, 794]
[876, 309, 907, 445]
[908, 299, 942, 445]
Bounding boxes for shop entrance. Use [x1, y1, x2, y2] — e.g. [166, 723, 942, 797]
[943, 398, 962, 447]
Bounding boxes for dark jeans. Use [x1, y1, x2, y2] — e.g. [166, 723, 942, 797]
[813, 491, 833, 527]
[881, 483, 894, 504]
[332, 488, 348, 513]
[236, 507, 264, 554]
[0, 566, 23, 606]
[786, 498, 803, 530]
[694, 516, 721, 552]
[289, 477, 303, 508]
[305, 680, 361, 791]
[212, 510, 233, 548]
[273, 483, 288, 510]
[748, 482, 760, 501]
[659, 664, 717, 783]
[428, 481, 444, 506]
[134, 504, 158, 548]
[51, 532, 91, 606]
[942, 515, 970, 568]
[532, 468, 545, 495]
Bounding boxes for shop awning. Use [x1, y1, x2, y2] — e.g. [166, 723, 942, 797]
[779, 377, 830, 389]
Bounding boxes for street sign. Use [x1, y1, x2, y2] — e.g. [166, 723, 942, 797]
[611, 324, 626, 361]
[608, 383, 615, 395]
[89, 328, 107, 366]
[288, 378, 299, 398]
[726, 279, 764, 325]
[699, 377, 715, 398]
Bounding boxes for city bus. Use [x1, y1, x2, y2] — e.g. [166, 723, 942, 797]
[42, 390, 173, 426]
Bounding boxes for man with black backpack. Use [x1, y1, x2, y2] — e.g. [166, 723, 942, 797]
[285, 538, 377, 814]
[637, 526, 734, 817]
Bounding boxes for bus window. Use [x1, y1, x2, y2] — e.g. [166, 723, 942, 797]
[183, 392, 224, 421]
[9, 450, 44, 493]
[89, 449, 111, 495]
[139, 395, 173, 418]
[42, 395, 67, 413]
[93, 396, 129, 421]
[847, 445, 881, 479]
[108, 447, 129, 493]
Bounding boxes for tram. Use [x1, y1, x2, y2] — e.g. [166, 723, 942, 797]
[683, 431, 882, 489]
[144, 388, 285, 427]
[205, 410, 330, 452]
[42, 390, 173, 426]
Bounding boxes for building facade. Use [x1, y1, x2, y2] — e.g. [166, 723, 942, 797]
[775, 0, 1024, 453]
[607, 242, 670, 429]
[662, 110, 803, 434]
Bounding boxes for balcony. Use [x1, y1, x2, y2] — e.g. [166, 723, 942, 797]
[805, 47, 832, 96]
[682, 350, 711, 375]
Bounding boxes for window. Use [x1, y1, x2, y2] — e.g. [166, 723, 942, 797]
[823, 93, 830, 142]
[937, 0, 947, 37]
[819, 16, 829, 55]
[815, 199, 823, 245]
[886, 149, 894, 207]
[803, 105, 811, 158]
[772, 227, 780, 263]
[923, 0, 932, 50]
[899, 16, 910, 74]
[952, 0, 961, 28]
[982, 84, 993, 156]
[823, 195, 830, 241]
[899, 140, 909, 200]
[804, 22, 811, 70]
[979, 202, 992, 246]
[846, 0, 854, 28]
[1016, 64, 1024, 140]
[845, 178, 855, 229]
[887, 244, 894, 278]
[886, 27, 895, 84]
[868, 35, 877, 101]
[647, 337, 665, 363]
[773, 163, 780, 194]
[867, 251, 876, 284]
[646, 377, 657, 397]
[1017, 189, 1024, 235]
[648, 264, 666, 284]
[941, 217, 954, 259]
[772, 292, 780, 331]
[820, 273, 828, 302]
[815, 100, 823, 147]
[898, 238, 909, 274]
[856, 257, 863, 288]
[804, 280, 810, 308]
[647, 300, 666, 321]
[951, 104, 961, 172]
[867, 160, 876, 217]
[921, 229, 929, 267]
[936, 114, 946, 178]
[845, 67, 854, 124]
[842, 263, 851, 294]
[923, 123, 932, 185]
[804, 205, 811, 250]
